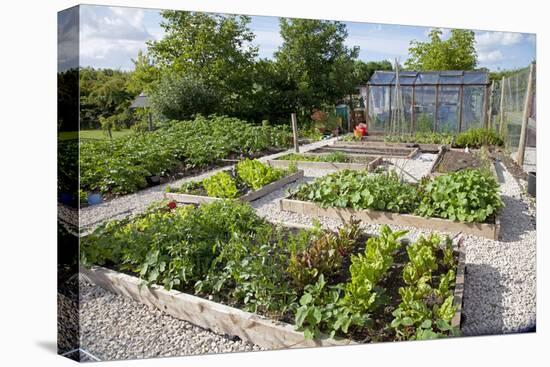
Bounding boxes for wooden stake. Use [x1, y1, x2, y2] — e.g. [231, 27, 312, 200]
[458, 85, 464, 132]
[499, 77, 506, 135]
[487, 81, 495, 129]
[482, 84, 490, 128]
[291, 113, 299, 153]
[517, 63, 535, 167]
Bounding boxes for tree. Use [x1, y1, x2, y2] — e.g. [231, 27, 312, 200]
[405, 29, 477, 70]
[274, 19, 359, 114]
[149, 72, 221, 120]
[147, 11, 257, 116]
[127, 50, 160, 95]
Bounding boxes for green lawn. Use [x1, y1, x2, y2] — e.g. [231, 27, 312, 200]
[59, 129, 134, 141]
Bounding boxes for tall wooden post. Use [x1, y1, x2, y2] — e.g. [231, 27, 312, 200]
[487, 81, 495, 129]
[517, 63, 535, 167]
[291, 113, 299, 153]
[482, 84, 490, 128]
[365, 85, 370, 125]
[499, 77, 506, 135]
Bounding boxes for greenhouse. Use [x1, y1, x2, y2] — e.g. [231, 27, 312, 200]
[362, 70, 491, 134]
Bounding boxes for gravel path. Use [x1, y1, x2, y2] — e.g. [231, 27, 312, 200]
[79, 279, 264, 361]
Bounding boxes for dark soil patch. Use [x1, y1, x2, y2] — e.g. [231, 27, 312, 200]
[435, 150, 483, 173]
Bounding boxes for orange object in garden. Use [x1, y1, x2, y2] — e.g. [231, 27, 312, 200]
[354, 123, 368, 137]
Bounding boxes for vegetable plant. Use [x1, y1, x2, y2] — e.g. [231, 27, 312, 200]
[415, 169, 503, 222]
[453, 128, 504, 148]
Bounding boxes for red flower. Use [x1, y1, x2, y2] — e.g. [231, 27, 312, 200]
[167, 201, 177, 210]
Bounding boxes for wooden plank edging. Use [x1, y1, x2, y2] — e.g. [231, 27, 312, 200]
[166, 170, 304, 204]
[451, 239, 467, 329]
[80, 266, 354, 349]
[279, 198, 499, 240]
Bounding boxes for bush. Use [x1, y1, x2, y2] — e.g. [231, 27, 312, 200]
[149, 72, 221, 120]
[453, 128, 504, 148]
[415, 169, 503, 222]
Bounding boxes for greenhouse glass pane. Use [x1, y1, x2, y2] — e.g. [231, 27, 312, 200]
[439, 75, 463, 84]
[437, 86, 460, 133]
[413, 86, 436, 132]
[368, 86, 391, 132]
[369, 71, 395, 85]
[463, 72, 488, 84]
[415, 72, 439, 85]
[461, 86, 485, 130]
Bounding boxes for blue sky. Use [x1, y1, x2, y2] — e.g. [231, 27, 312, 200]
[77, 5, 536, 72]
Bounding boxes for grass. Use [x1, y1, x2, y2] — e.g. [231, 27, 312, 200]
[58, 129, 134, 141]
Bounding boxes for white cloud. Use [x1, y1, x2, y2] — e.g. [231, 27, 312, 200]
[476, 31, 524, 49]
[478, 50, 503, 63]
[80, 6, 157, 69]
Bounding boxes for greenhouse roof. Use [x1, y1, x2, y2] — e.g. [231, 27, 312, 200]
[367, 70, 489, 86]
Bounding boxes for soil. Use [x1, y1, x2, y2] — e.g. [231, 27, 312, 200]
[435, 150, 484, 173]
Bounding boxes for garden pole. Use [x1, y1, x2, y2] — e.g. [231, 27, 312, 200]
[517, 63, 535, 167]
[488, 81, 495, 129]
[482, 84, 490, 128]
[291, 113, 299, 153]
[499, 77, 506, 135]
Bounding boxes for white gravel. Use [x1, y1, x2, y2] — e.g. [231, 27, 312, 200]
[79, 278, 264, 361]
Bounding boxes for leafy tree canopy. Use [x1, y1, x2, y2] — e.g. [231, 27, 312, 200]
[405, 29, 477, 71]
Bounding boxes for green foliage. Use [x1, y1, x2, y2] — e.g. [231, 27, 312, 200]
[294, 275, 365, 340]
[275, 18, 359, 112]
[79, 67, 137, 130]
[405, 29, 477, 71]
[292, 170, 420, 213]
[149, 72, 221, 120]
[453, 128, 504, 148]
[391, 234, 460, 340]
[278, 152, 351, 163]
[288, 220, 361, 289]
[169, 159, 293, 197]
[235, 159, 287, 191]
[79, 115, 291, 195]
[342, 225, 407, 314]
[416, 169, 503, 223]
[385, 132, 453, 145]
[203, 171, 240, 199]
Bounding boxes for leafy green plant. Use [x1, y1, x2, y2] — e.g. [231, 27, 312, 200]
[385, 132, 453, 145]
[416, 169, 503, 222]
[202, 171, 240, 199]
[390, 234, 460, 340]
[278, 152, 352, 163]
[235, 159, 287, 190]
[342, 225, 407, 314]
[294, 275, 365, 340]
[453, 128, 504, 148]
[292, 170, 419, 213]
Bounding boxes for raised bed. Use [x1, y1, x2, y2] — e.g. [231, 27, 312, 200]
[80, 225, 465, 349]
[166, 170, 304, 204]
[279, 198, 500, 240]
[335, 140, 443, 153]
[430, 147, 499, 180]
[313, 145, 419, 159]
[267, 155, 383, 172]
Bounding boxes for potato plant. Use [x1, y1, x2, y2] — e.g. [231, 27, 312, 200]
[79, 115, 292, 195]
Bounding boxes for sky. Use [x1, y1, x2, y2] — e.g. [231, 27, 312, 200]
[73, 4, 536, 72]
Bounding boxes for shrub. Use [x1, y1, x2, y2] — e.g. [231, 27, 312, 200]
[453, 128, 504, 148]
[416, 169, 503, 222]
